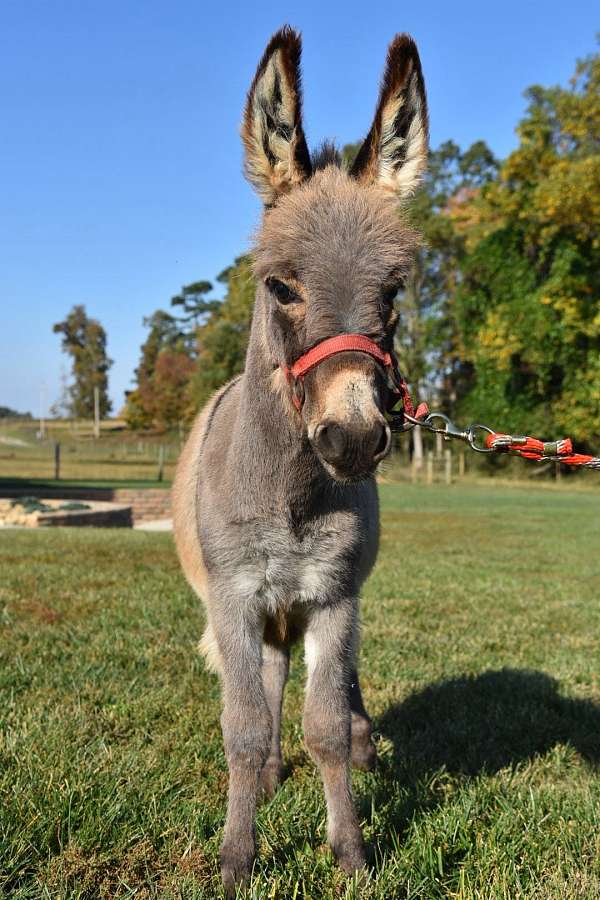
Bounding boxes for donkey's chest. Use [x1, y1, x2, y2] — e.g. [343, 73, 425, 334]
[221, 515, 364, 610]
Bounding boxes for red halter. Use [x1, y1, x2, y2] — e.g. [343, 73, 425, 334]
[281, 333, 425, 420]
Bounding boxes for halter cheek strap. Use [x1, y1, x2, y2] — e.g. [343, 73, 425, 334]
[280, 333, 427, 420]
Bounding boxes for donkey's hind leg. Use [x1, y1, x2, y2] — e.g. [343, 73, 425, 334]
[349, 668, 377, 771]
[260, 636, 290, 797]
[303, 600, 366, 874]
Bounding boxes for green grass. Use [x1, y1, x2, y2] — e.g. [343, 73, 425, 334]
[1, 483, 599, 899]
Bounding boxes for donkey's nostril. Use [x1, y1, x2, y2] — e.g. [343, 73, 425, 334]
[373, 423, 392, 461]
[314, 421, 347, 463]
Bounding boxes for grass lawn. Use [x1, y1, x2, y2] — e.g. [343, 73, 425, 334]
[1, 483, 599, 899]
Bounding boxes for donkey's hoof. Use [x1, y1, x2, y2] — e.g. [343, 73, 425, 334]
[220, 842, 254, 898]
[259, 759, 283, 799]
[332, 835, 367, 874]
[351, 739, 377, 772]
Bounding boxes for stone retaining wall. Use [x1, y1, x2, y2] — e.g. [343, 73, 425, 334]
[1, 487, 171, 524]
[112, 489, 172, 522]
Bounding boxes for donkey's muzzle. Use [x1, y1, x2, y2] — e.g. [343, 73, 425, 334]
[313, 418, 392, 479]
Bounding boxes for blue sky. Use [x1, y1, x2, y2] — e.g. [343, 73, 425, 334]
[1, 0, 598, 416]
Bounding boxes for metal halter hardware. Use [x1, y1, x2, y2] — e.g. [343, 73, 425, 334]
[403, 411, 496, 452]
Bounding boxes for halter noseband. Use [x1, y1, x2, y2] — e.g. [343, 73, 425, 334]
[280, 333, 424, 421]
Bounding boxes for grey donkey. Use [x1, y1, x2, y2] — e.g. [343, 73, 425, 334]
[172, 25, 428, 895]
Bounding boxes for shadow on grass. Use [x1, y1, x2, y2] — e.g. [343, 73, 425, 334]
[364, 668, 600, 855]
[377, 668, 600, 776]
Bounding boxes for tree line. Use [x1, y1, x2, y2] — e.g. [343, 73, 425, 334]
[54, 46, 600, 447]
[0, 406, 32, 419]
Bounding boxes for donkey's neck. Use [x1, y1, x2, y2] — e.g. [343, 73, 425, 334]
[231, 304, 332, 524]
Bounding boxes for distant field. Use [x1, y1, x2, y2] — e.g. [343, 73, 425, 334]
[0, 418, 180, 484]
[1, 483, 599, 898]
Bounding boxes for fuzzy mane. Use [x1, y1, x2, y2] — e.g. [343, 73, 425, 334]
[311, 141, 342, 171]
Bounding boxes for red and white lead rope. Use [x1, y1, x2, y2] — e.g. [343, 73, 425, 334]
[404, 407, 600, 470]
[483, 433, 600, 469]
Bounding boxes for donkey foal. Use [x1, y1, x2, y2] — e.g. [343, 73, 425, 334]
[173, 25, 428, 895]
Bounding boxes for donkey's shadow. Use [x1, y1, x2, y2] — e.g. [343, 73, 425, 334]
[362, 668, 600, 846]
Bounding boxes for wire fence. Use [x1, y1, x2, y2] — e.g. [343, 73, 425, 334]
[0, 418, 591, 488]
[0, 421, 180, 484]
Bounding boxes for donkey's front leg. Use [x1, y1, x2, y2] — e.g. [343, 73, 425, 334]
[214, 604, 272, 895]
[350, 667, 377, 772]
[303, 600, 366, 873]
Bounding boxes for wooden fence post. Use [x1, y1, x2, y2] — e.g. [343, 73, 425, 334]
[445, 448, 452, 485]
[426, 450, 434, 486]
[459, 450, 465, 479]
[412, 427, 424, 473]
[93, 386, 100, 439]
[54, 442, 61, 480]
[157, 445, 165, 482]
[435, 431, 443, 459]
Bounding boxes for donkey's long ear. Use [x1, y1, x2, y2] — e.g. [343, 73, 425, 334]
[351, 35, 428, 198]
[242, 26, 312, 205]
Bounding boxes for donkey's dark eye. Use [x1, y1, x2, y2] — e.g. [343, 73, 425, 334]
[266, 277, 299, 305]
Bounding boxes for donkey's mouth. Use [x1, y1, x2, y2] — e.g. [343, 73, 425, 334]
[316, 454, 380, 484]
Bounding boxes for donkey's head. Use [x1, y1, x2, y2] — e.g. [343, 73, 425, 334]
[244, 27, 428, 482]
